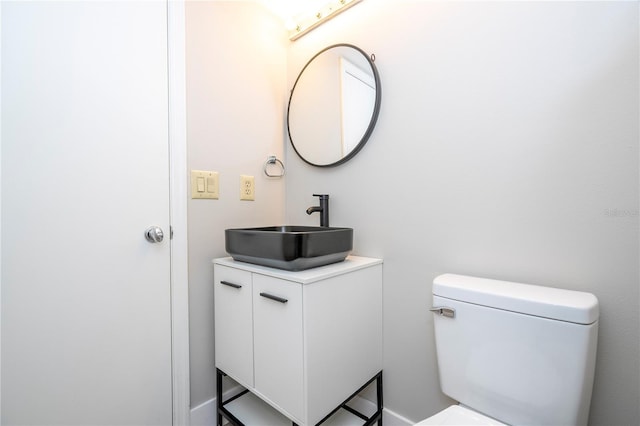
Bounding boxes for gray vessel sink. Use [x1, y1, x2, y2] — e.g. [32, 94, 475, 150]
[225, 226, 353, 271]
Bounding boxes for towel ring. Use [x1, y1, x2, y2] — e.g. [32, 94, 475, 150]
[264, 155, 285, 177]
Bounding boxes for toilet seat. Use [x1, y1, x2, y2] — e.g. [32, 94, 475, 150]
[416, 405, 506, 425]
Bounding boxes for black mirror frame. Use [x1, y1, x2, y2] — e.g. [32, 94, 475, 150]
[287, 43, 382, 168]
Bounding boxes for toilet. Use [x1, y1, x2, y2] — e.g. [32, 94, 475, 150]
[419, 274, 599, 426]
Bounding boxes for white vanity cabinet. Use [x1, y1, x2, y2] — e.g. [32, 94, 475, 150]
[213, 256, 383, 426]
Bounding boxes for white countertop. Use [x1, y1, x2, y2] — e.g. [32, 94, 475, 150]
[213, 255, 382, 284]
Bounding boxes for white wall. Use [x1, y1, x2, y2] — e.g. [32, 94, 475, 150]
[185, 1, 287, 407]
[285, 2, 639, 424]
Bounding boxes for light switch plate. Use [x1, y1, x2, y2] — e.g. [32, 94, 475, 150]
[191, 170, 219, 199]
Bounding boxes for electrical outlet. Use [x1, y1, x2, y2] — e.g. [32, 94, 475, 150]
[191, 170, 219, 199]
[240, 175, 255, 201]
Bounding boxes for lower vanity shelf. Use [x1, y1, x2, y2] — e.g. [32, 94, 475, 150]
[213, 256, 383, 426]
[217, 369, 383, 426]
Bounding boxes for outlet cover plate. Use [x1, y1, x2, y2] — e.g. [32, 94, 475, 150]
[240, 175, 255, 201]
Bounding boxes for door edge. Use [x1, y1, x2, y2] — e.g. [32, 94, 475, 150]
[168, 1, 191, 424]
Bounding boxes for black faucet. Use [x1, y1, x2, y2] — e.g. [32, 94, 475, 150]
[306, 194, 329, 227]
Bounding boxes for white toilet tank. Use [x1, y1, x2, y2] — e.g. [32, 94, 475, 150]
[432, 274, 599, 426]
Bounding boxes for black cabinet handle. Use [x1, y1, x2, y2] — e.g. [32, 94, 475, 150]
[259, 292, 288, 304]
[220, 280, 242, 289]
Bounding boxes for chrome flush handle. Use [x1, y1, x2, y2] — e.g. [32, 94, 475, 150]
[430, 306, 455, 318]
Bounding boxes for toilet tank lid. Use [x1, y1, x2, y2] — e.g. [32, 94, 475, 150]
[433, 274, 599, 324]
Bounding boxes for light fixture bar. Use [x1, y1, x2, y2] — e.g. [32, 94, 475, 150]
[289, 0, 363, 41]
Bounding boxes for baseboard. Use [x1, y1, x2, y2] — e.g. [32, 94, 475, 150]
[350, 396, 414, 426]
[190, 384, 244, 426]
[190, 396, 216, 426]
[383, 405, 414, 425]
[342, 396, 414, 426]
[190, 392, 414, 426]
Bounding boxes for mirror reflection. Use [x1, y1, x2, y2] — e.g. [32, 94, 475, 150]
[287, 44, 381, 167]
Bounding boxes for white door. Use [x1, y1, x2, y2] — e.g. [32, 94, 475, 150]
[2, 2, 172, 424]
[339, 57, 376, 155]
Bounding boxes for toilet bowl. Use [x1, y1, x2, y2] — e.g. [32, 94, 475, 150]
[418, 274, 599, 426]
[416, 405, 504, 426]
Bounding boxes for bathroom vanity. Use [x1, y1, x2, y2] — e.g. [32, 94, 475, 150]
[213, 256, 383, 425]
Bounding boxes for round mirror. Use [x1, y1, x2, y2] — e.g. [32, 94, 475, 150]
[287, 44, 381, 167]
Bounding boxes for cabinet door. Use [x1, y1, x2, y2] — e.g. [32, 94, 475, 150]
[253, 275, 304, 422]
[214, 265, 254, 387]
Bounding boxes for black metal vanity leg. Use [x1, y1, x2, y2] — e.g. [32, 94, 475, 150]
[216, 369, 223, 426]
[377, 372, 384, 426]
